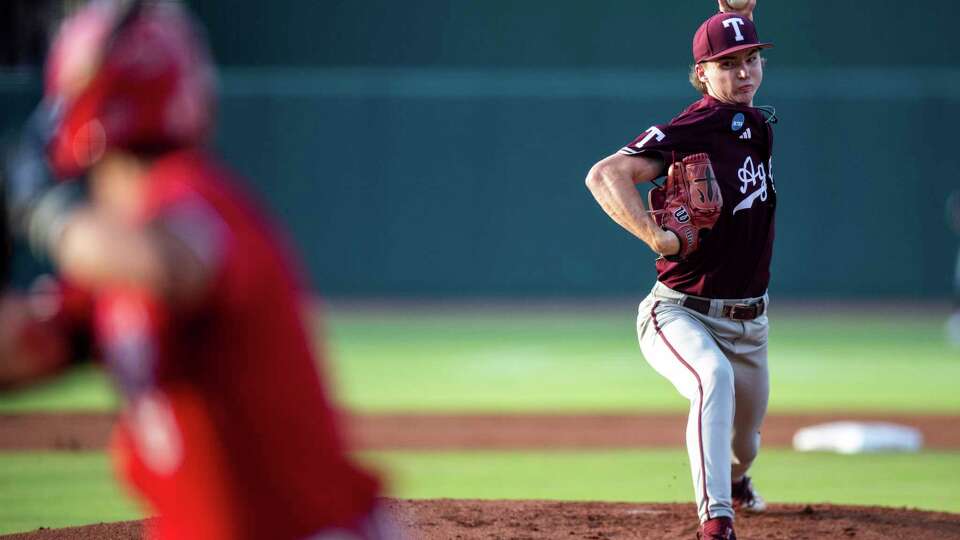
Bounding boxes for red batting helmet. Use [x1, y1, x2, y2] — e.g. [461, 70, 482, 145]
[45, 0, 215, 178]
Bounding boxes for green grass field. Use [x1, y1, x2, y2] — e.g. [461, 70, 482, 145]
[1, 308, 957, 413]
[326, 309, 960, 413]
[0, 307, 958, 534]
[2, 449, 959, 534]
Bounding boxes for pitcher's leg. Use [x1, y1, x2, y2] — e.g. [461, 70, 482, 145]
[731, 359, 768, 480]
[730, 317, 770, 482]
[638, 301, 735, 522]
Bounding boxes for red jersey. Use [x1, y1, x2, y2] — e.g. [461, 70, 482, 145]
[93, 150, 380, 540]
[621, 95, 777, 299]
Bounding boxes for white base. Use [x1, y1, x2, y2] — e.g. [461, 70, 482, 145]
[792, 421, 923, 454]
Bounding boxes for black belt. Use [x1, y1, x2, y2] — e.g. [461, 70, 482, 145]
[680, 296, 765, 321]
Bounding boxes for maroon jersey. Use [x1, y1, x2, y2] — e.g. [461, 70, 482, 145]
[620, 95, 776, 299]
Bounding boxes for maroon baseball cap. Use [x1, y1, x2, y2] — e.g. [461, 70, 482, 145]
[692, 12, 773, 63]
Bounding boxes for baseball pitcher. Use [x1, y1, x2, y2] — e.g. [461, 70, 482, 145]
[585, 1, 774, 538]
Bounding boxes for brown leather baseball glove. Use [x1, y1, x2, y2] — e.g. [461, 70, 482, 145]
[647, 153, 723, 260]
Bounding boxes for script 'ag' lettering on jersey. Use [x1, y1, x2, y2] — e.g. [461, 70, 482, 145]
[732, 155, 772, 214]
[634, 126, 666, 148]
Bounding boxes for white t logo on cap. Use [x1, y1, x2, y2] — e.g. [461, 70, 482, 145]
[722, 17, 746, 42]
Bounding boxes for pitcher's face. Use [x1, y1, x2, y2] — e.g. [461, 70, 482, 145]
[698, 48, 764, 106]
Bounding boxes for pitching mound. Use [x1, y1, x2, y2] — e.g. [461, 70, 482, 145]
[4, 499, 959, 540]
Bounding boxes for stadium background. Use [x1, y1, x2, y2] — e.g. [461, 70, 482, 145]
[1, 1, 959, 537]
[2, 0, 958, 299]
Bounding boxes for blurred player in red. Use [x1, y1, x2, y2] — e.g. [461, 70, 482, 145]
[0, 1, 393, 538]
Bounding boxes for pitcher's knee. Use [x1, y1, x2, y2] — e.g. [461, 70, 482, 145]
[733, 432, 761, 467]
[734, 442, 759, 468]
[699, 359, 734, 395]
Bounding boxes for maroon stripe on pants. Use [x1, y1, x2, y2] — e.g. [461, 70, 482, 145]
[650, 300, 711, 520]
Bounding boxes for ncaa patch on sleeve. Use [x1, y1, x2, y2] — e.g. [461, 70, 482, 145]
[731, 113, 745, 131]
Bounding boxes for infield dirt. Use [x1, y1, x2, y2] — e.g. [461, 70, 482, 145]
[3, 500, 960, 539]
[3, 412, 960, 451]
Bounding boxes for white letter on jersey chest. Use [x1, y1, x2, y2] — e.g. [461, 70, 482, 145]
[732, 155, 769, 214]
[722, 18, 746, 42]
[634, 126, 666, 148]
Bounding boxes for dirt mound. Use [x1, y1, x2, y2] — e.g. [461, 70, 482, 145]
[0, 520, 145, 540]
[4, 500, 959, 539]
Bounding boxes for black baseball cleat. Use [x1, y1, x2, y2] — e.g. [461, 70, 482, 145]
[732, 475, 768, 513]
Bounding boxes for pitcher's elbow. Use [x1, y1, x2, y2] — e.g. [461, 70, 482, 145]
[585, 163, 607, 190]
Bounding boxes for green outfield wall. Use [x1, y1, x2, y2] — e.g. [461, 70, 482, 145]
[1, 1, 957, 298]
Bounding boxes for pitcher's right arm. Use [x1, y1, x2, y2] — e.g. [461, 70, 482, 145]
[585, 153, 680, 257]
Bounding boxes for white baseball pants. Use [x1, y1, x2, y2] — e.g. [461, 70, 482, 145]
[636, 282, 769, 523]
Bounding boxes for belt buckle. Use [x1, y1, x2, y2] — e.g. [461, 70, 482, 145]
[728, 303, 756, 321]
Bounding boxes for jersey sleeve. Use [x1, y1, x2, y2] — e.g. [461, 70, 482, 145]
[154, 196, 230, 279]
[145, 190, 233, 318]
[95, 288, 172, 399]
[618, 110, 720, 178]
